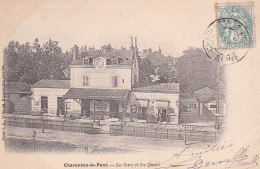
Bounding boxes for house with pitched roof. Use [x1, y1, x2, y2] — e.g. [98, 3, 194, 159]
[132, 82, 179, 123]
[193, 87, 226, 117]
[179, 87, 226, 123]
[4, 82, 31, 113]
[31, 79, 70, 115]
[31, 38, 180, 123]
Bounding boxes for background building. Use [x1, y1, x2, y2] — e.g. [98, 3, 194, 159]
[4, 82, 32, 113]
[179, 87, 226, 123]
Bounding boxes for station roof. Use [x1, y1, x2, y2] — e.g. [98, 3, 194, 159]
[64, 88, 129, 100]
[132, 82, 179, 93]
[32, 79, 70, 89]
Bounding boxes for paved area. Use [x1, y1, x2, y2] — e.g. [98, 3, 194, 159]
[5, 126, 213, 154]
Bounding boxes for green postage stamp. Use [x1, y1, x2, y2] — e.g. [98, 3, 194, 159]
[216, 2, 255, 49]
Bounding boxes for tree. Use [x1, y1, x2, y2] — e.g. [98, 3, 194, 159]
[138, 58, 156, 82]
[3, 41, 20, 82]
[157, 62, 177, 83]
[3, 39, 70, 85]
[175, 47, 225, 94]
[4, 41, 36, 84]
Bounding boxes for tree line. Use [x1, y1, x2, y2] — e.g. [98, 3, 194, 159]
[3, 39, 71, 85]
[3, 39, 225, 94]
[138, 47, 225, 94]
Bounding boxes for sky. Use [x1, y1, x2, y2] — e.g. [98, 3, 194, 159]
[6, 0, 216, 57]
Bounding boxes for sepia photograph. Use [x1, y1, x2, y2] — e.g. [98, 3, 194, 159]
[1, 0, 260, 169]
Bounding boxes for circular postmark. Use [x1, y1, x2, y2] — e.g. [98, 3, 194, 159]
[203, 18, 250, 65]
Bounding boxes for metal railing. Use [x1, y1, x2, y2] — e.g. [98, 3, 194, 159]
[4, 116, 94, 134]
[110, 124, 220, 144]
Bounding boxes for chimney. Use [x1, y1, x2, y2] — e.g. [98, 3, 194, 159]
[134, 37, 138, 54]
[102, 45, 107, 55]
[130, 37, 134, 47]
[159, 46, 162, 54]
[130, 37, 134, 58]
[72, 45, 78, 61]
[149, 48, 152, 54]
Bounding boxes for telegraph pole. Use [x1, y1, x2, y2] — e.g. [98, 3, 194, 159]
[93, 100, 95, 123]
[215, 62, 220, 130]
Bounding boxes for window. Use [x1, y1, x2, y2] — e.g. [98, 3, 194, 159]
[41, 96, 48, 113]
[189, 103, 197, 109]
[83, 75, 89, 86]
[122, 79, 124, 83]
[158, 109, 167, 122]
[137, 107, 147, 120]
[118, 58, 122, 64]
[106, 59, 111, 65]
[66, 102, 71, 111]
[111, 57, 118, 64]
[210, 104, 217, 109]
[83, 57, 93, 64]
[112, 75, 118, 87]
[131, 105, 137, 114]
[111, 59, 118, 65]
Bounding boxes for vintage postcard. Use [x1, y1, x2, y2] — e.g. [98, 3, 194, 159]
[0, 0, 260, 169]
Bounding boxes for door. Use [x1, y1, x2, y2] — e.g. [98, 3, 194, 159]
[158, 109, 167, 122]
[161, 109, 167, 122]
[110, 100, 119, 118]
[81, 99, 90, 117]
[41, 96, 48, 113]
[138, 107, 147, 120]
[57, 97, 65, 115]
[141, 107, 147, 120]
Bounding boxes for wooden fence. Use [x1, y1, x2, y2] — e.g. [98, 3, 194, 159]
[110, 124, 219, 143]
[4, 116, 94, 134]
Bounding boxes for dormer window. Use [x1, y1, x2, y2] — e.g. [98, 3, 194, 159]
[83, 58, 89, 64]
[89, 57, 93, 65]
[118, 58, 122, 64]
[83, 57, 93, 65]
[111, 57, 121, 65]
[106, 59, 111, 65]
[111, 59, 118, 65]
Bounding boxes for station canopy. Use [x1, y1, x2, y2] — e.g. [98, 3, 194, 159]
[64, 88, 129, 100]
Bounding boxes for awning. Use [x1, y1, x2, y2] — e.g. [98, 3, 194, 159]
[156, 100, 169, 109]
[136, 99, 149, 107]
[64, 88, 129, 100]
